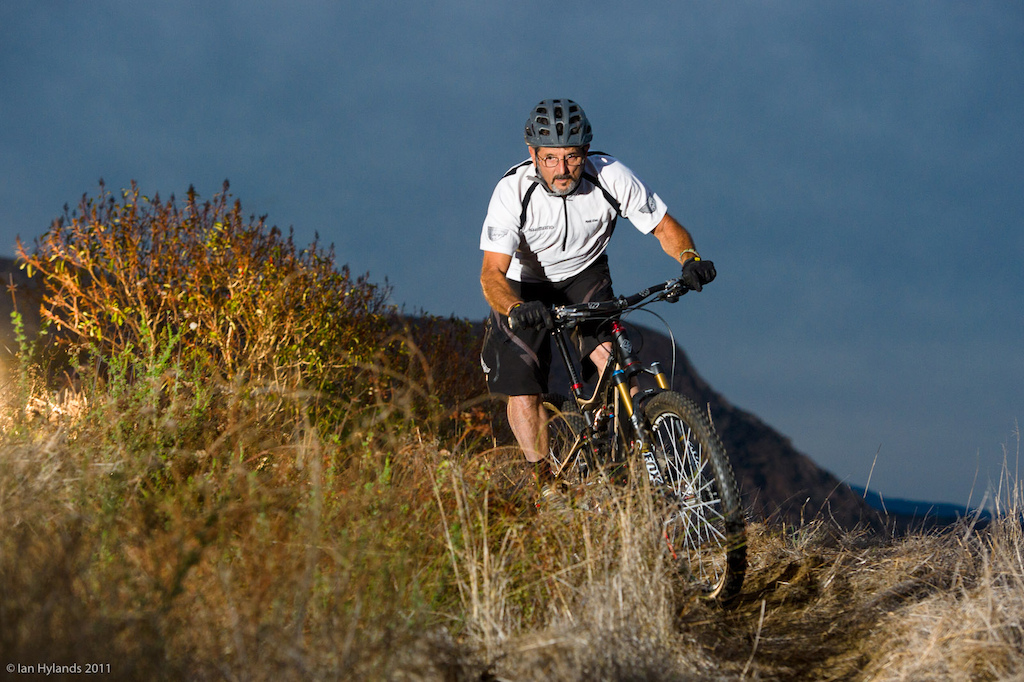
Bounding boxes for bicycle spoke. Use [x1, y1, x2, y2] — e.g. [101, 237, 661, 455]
[648, 404, 738, 593]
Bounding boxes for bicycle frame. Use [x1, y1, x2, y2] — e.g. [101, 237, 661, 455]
[547, 277, 687, 481]
[540, 276, 748, 601]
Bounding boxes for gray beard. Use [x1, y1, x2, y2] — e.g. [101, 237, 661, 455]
[528, 167, 583, 196]
[543, 175, 582, 197]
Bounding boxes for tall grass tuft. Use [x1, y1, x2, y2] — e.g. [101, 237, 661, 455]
[857, 429, 1024, 681]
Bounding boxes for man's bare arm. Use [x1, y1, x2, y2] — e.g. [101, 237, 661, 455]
[480, 251, 520, 315]
[652, 213, 700, 264]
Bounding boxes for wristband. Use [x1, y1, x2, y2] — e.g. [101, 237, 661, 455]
[679, 248, 701, 262]
[506, 301, 523, 316]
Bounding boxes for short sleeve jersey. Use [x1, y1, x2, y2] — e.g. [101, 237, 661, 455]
[479, 153, 668, 283]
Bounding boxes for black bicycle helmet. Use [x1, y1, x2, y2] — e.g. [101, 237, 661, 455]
[524, 99, 593, 147]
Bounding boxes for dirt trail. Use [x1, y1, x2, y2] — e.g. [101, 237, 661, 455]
[675, 522, 972, 681]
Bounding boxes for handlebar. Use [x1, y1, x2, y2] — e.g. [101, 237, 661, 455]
[506, 276, 691, 331]
[550, 277, 689, 326]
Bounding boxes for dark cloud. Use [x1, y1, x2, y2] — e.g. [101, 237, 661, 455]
[1, 0, 1021, 505]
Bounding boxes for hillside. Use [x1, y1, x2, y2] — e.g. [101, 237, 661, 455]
[2, 363, 1021, 680]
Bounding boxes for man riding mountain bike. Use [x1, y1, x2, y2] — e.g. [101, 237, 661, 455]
[479, 98, 716, 496]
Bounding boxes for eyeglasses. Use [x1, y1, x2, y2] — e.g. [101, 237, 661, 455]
[536, 152, 585, 169]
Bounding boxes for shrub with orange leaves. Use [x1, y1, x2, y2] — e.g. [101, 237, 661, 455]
[17, 180, 394, 401]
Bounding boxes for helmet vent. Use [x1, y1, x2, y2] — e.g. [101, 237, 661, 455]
[554, 105, 563, 119]
[556, 122, 564, 136]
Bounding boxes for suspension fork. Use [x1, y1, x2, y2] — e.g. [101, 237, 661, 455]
[609, 321, 670, 389]
[609, 320, 639, 416]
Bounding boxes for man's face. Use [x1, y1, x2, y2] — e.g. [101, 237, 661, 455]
[529, 144, 590, 196]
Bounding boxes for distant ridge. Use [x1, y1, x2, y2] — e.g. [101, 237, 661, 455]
[850, 485, 990, 527]
[567, 319, 986, 532]
[0, 255, 39, 347]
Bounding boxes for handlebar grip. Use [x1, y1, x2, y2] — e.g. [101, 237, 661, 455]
[507, 308, 556, 331]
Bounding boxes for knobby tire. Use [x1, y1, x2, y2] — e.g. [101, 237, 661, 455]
[644, 391, 746, 601]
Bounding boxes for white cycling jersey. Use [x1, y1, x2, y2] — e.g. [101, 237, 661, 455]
[479, 153, 668, 283]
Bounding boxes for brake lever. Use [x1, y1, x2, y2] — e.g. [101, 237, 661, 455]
[663, 279, 688, 303]
[550, 306, 574, 330]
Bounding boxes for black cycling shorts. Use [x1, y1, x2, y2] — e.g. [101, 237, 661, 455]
[480, 255, 615, 396]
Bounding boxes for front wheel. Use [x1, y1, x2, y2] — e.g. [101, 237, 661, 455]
[643, 391, 746, 601]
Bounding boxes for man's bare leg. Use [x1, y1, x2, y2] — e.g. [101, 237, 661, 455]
[507, 394, 549, 463]
[589, 341, 638, 395]
[589, 341, 612, 374]
[508, 394, 566, 509]
[509, 341, 615, 463]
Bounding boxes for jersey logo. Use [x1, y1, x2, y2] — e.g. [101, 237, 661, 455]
[487, 226, 509, 241]
[639, 192, 657, 214]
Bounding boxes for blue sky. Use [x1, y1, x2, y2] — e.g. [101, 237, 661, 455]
[2, 1, 1021, 506]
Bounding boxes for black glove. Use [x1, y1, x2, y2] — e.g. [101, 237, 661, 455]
[681, 258, 716, 292]
[508, 300, 554, 330]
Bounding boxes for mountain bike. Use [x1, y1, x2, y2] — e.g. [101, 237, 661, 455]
[535, 276, 747, 601]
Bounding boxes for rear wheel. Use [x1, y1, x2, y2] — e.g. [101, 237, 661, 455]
[541, 394, 592, 484]
[643, 391, 746, 600]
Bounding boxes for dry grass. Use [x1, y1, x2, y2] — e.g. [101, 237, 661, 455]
[2, 362, 1022, 681]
